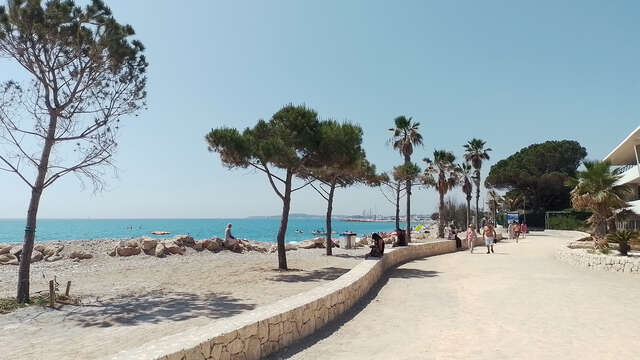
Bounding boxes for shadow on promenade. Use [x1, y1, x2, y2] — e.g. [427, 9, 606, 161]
[269, 267, 350, 283]
[63, 290, 255, 328]
[267, 263, 441, 359]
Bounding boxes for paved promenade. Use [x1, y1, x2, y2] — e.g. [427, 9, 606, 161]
[274, 231, 640, 360]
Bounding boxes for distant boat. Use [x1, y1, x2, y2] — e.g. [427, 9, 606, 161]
[152, 231, 170, 235]
[340, 231, 357, 236]
[295, 229, 304, 234]
[312, 229, 325, 235]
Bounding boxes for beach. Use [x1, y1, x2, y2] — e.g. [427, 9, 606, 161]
[0, 237, 374, 359]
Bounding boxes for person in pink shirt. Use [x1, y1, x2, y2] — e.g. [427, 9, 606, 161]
[521, 223, 528, 238]
[466, 224, 477, 253]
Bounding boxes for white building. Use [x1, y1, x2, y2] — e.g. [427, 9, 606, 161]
[603, 125, 640, 229]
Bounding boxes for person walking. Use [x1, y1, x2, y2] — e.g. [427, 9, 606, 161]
[466, 224, 477, 253]
[514, 222, 521, 243]
[483, 222, 496, 254]
[521, 223, 528, 238]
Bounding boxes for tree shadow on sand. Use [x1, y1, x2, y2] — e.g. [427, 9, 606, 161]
[268, 267, 350, 283]
[388, 268, 440, 279]
[63, 290, 255, 328]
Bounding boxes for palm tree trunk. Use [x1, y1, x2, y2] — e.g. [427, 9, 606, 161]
[438, 190, 445, 238]
[17, 115, 57, 304]
[395, 182, 400, 230]
[405, 154, 411, 244]
[276, 170, 293, 270]
[326, 182, 336, 256]
[475, 171, 481, 232]
[466, 196, 471, 227]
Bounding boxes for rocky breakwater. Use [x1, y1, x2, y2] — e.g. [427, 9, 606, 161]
[109, 235, 269, 258]
[0, 243, 92, 266]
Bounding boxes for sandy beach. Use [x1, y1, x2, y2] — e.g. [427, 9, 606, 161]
[0, 238, 371, 359]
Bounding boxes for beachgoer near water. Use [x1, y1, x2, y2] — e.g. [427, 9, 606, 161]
[225, 223, 236, 241]
[466, 224, 477, 253]
[367, 233, 385, 258]
[483, 223, 496, 254]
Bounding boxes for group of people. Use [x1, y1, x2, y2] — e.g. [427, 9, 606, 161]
[508, 221, 527, 243]
[464, 220, 529, 254]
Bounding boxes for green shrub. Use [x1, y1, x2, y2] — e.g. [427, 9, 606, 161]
[606, 230, 639, 256]
[547, 215, 587, 231]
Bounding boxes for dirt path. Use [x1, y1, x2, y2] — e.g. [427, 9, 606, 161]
[275, 232, 640, 360]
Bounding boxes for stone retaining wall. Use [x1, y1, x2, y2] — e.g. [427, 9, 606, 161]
[111, 240, 456, 360]
[556, 246, 640, 274]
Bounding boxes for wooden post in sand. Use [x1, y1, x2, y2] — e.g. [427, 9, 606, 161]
[65, 281, 71, 297]
[48, 280, 55, 308]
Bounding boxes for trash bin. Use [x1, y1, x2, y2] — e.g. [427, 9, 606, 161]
[345, 234, 355, 249]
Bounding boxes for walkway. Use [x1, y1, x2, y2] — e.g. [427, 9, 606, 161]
[273, 232, 640, 360]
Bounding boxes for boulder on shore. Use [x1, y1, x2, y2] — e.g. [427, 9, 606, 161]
[0, 244, 12, 255]
[117, 246, 141, 257]
[172, 235, 195, 248]
[0, 253, 18, 265]
[31, 251, 43, 263]
[138, 237, 158, 253]
[202, 238, 223, 252]
[70, 251, 93, 260]
[155, 243, 167, 257]
[43, 245, 63, 257]
[162, 240, 185, 255]
[45, 254, 63, 262]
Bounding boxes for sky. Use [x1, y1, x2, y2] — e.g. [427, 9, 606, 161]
[1, 0, 640, 219]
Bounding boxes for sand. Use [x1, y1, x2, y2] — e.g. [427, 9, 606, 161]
[274, 231, 640, 360]
[0, 238, 368, 360]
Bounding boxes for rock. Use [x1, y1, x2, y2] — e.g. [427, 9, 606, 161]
[0, 253, 17, 264]
[138, 237, 158, 253]
[9, 246, 22, 257]
[108, 248, 117, 257]
[69, 251, 93, 260]
[568, 241, 595, 250]
[298, 240, 318, 249]
[0, 244, 12, 255]
[34, 244, 46, 253]
[285, 243, 298, 251]
[268, 245, 277, 253]
[202, 238, 223, 252]
[43, 245, 63, 257]
[119, 239, 139, 248]
[30, 251, 43, 263]
[155, 243, 167, 257]
[116, 246, 141, 257]
[45, 254, 63, 262]
[193, 241, 204, 251]
[577, 236, 593, 242]
[224, 238, 239, 249]
[172, 235, 195, 247]
[162, 241, 185, 255]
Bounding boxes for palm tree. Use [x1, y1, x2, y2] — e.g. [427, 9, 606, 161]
[459, 162, 474, 227]
[464, 138, 492, 231]
[570, 160, 629, 239]
[486, 189, 502, 225]
[389, 116, 423, 243]
[424, 150, 460, 238]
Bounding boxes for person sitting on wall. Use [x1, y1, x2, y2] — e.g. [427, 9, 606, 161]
[367, 233, 385, 258]
[393, 228, 407, 247]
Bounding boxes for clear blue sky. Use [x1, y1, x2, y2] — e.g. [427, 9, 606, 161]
[1, 0, 639, 219]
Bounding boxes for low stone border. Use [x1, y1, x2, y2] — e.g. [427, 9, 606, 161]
[110, 240, 456, 360]
[556, 246, 640, 274]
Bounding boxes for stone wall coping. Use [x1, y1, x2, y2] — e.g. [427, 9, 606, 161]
[109, 240, 455, 360]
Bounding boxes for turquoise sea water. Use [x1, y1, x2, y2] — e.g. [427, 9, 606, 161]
[0, 218, 420, 244]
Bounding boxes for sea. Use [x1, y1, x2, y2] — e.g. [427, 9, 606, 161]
[0, 218, 424, 244]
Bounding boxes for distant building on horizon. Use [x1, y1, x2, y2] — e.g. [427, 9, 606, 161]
[604, 125, 640, 229]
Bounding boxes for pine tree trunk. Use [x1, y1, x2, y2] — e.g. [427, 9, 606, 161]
[326, 182, 336, 256]
[438, 190, 445, 238]
[276, 170, 293, 270]
[395, 182, 400, 230]
[17, 115, 57, 303]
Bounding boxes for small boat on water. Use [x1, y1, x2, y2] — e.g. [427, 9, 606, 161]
[340, 231, 357, 236]
[312, 229, 325, 235]
[295, 229, 304, 234]
[152, 231, 170, 235]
